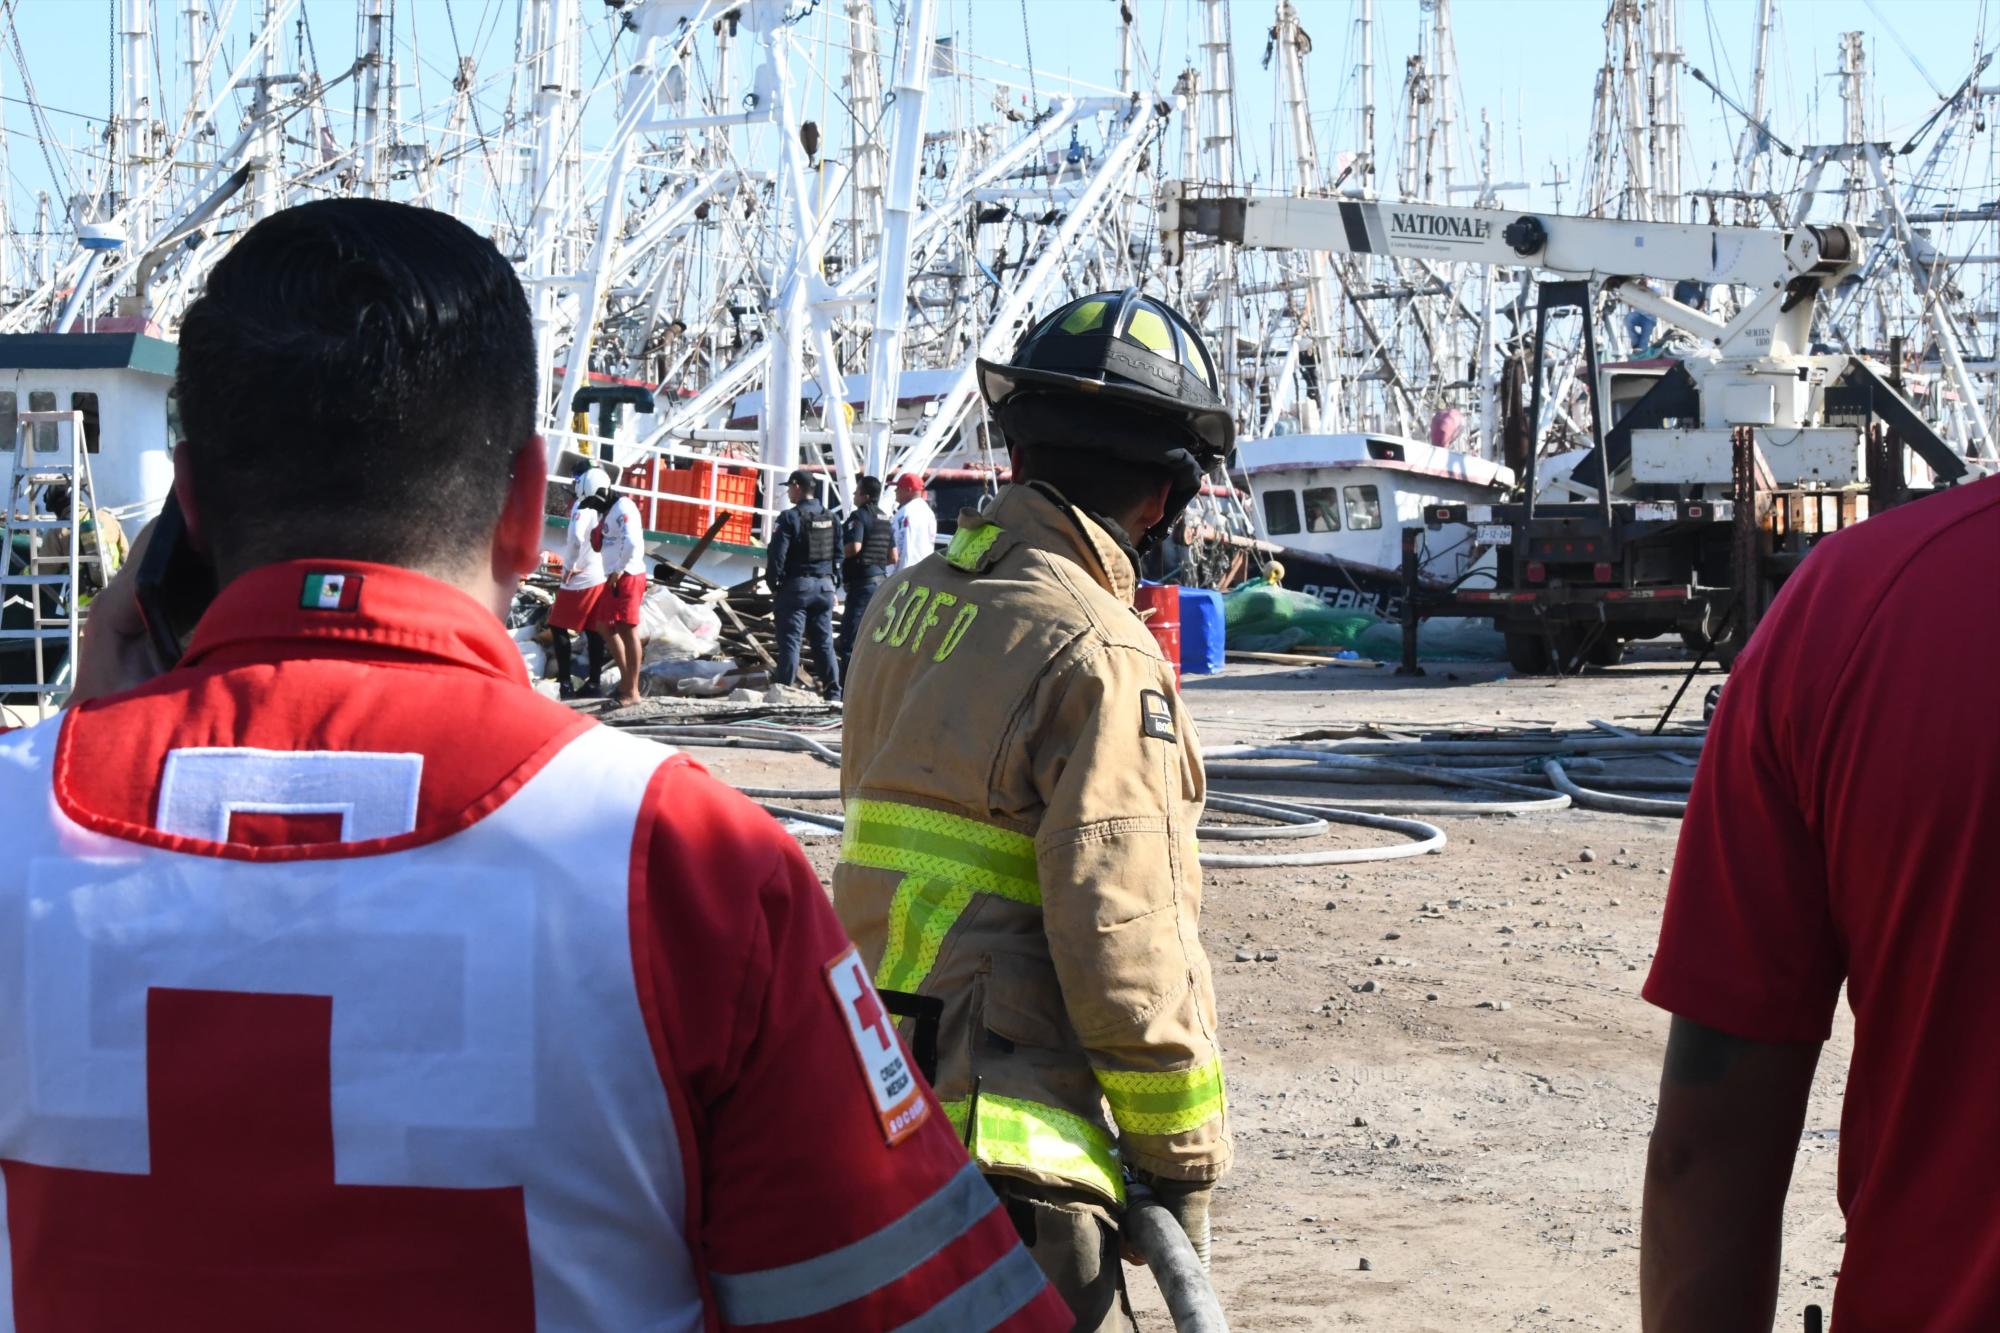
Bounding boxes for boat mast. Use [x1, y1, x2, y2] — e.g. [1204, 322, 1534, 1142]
[1357, 0, 1374, 197]
[359, 0, 387, 198]
[181, 0, 208, 173]
[442, 57, 476, 218]
[35, 193, 52, 289]
[1432, 0, 1463, 422]
[844, 0, 885, 284]
[1736, 0, 1775, 221]
[1839, 32, 1869, 224]
[1200, 0, 1240, 417]
[1432, 0, 1457, 209]
[526, 0, 579, 425]
[1175, 66, 1201, 184]
[1273, 0, 1341, 431]
[1400, 45, 1426, 204]
[1647, 0, 1683, 221]
[1118, 0, 1135, 93]
[1476, 112, 1501, 459]
[0, 58, 10, 299]
[1613, 0, 1655, 218]
[118, 0, 156, 236]
[862, 0, 938, 479]
[247, 0, 285, 221]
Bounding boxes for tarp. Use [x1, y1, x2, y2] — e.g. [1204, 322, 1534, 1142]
[1222, 584, 1505, 662]
[1221, 585, 1375, 653]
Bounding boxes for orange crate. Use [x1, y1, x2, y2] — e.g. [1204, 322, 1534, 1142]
[640, 460, 756, 545]
[619, 460, 661, 529]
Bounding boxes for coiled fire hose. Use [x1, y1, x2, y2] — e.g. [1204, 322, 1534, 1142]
[605, 720, 1705, 861]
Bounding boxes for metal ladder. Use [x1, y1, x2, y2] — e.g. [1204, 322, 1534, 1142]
[0, 411, 108, 723]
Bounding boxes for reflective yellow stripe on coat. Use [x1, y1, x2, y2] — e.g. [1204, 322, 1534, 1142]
[841, 800, 1039, 994]
[943, 1093, 1126, 1206]
[1095, 1058, 1227, 1137]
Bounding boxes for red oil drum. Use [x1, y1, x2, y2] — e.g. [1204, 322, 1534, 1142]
[1134, 584, 1182, 685]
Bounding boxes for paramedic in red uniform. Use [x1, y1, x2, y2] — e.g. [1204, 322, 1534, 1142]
[0, 198, 1068, 1333]
[1641, 473, 2000, 1332]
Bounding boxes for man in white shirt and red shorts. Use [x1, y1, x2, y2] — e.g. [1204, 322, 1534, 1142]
[547, 466, 610, 697]
[591, 481, 649, 708]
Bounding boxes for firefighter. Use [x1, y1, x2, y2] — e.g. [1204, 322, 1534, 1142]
[834, 289, 1236, 1330]
[766, 469, 841, 699]
[837, 475, 894, 682]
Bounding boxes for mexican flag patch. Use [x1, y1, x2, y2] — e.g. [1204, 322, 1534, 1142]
[300, 571, 362, 611]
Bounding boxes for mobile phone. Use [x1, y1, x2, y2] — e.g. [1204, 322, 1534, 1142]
[134, 494, 218, 668]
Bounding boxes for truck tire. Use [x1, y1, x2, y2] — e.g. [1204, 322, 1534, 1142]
[1679, 619, 1740, 672]
[1505, 631, 1553, 675]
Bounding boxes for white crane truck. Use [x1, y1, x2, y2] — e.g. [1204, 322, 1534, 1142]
[1160, 189, 1969, 673]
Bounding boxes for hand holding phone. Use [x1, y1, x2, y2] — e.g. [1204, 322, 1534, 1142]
[68, 517, 165, 705]
[133, 494, 218, 669]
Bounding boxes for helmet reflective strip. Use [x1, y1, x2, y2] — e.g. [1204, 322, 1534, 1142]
[1123, 306, 1173, 354]
[1180, 339, 1213, 387]
[1059, 300, 1110, 335]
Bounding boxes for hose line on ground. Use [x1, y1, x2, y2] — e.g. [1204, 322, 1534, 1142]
[1197, 794, 1446, 867]
[1196, 795, 1328, 840]
[1540, 758, 1689, 818]
[607, 718, 1702, 846]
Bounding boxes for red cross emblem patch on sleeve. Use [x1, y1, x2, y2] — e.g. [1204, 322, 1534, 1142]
[823, 946, 929, 1146]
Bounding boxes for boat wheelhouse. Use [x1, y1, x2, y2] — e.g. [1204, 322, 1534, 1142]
[1237, 432, 1514, 616]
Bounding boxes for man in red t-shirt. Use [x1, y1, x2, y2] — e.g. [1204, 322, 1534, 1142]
[1642, 473, 2000, 1332]
[9, 198, 1068, 1333]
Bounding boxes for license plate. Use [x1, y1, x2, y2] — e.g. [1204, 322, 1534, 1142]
[1634, 502, 1677, 521]
[1476, 523, 1512, 546]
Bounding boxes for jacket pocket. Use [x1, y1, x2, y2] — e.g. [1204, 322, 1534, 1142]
[982, 951, 1075, 1052]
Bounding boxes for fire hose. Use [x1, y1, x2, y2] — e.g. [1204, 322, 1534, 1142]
[606, 721, 1705, 863]
[1123, 1180, 1230, 1333]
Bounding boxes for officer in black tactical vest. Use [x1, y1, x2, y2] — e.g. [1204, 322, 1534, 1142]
[837, 475, 894, 683]
[766, 468, 842, 699]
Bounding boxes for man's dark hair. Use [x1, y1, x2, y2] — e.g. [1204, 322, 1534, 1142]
[857, 475, 883, 502]
[1000, 396, 1177, 524]
[176, 198, 535, 572]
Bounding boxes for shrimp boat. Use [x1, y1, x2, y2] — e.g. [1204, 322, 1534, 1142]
[1237, 432, 1514, 620]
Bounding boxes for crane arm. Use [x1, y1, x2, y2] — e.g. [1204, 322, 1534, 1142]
[1160, 189, 1859, 290]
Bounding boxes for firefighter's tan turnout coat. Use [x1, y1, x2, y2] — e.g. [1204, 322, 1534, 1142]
[833, 482, 1230, 1205]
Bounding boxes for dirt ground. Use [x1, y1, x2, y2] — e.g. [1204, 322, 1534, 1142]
[685, 644, 1852, 1333]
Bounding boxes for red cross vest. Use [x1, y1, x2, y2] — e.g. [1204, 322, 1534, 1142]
[0, 717, 702, 1330]
[0, 560, 1069, 1333]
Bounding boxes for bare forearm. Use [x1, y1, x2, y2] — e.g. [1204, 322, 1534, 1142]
[1641, 1018, 1820, 1332]
[1641, 1130, 1792, 1329]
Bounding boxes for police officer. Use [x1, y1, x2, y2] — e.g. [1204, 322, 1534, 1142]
[833, 290, 1235, 1330]
[766, 468, 841, 699]
[837, 475, 894, 682]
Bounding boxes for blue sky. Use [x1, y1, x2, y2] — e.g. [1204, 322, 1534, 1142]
[3, 0, 1993, 225]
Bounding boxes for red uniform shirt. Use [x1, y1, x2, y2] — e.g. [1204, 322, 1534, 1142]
[1646, 475, 2000, 1331]
[0, 560, 1067, 1332]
